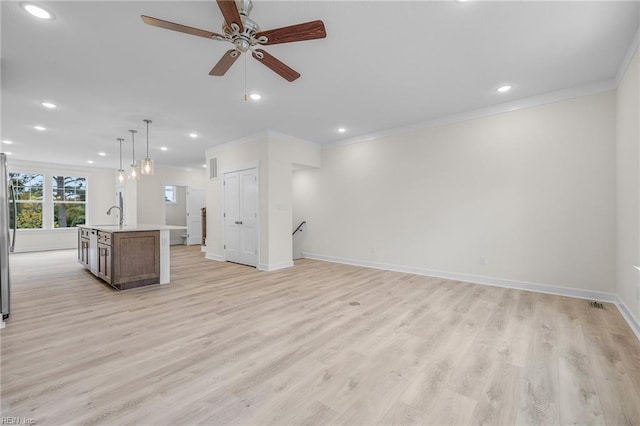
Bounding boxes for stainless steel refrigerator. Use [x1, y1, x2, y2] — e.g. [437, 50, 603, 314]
[1, 152, 16, 322]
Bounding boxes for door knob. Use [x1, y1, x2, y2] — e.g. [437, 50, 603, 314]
[235, 221, 243, 225]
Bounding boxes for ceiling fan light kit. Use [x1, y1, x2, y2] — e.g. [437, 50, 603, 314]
[141, 0, 326, 82]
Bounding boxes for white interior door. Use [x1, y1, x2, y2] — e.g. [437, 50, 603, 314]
[224, 172, 241, 264]
[186, 188, 205, 245]
[224, 168, 258, 267]
[239, 170, 258, 266]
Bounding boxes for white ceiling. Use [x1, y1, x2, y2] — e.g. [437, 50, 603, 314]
[2, 1, 638, 171]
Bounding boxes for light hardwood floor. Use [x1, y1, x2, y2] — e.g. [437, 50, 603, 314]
[1, 246, 639, 425]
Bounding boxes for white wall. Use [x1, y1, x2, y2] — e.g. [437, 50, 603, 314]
[205, 131, 321, 270]
[293, 91, 617, 293]
[7, 159, 115, 252]
[122, 178, 137, 227]
[268, 132, 321, 269]
[136, 165, 206, 226]
[165, 186, 187, 244]
[616, 48, 640, 324]
[205, 132, 269, 263]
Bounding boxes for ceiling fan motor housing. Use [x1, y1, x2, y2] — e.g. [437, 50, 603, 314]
[224, 1, 260, 53]
[236, 0, 253, 17]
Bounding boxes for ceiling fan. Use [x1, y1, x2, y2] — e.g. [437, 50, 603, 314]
[141, 0, 326, 82]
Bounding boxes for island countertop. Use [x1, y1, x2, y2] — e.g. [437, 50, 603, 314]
[77, 224, 187, 233]
[78, 224, 184, 288]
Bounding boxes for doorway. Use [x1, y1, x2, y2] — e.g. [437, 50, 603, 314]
[186, 188, 205, 245]
[164, 185, 205, 246]
[223, 168, 258, 267]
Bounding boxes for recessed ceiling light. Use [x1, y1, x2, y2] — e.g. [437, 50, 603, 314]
[185, 168, 193, 172]
[497, 85, 512, 93]
[202, 164, 207, 168]
[33, 125, 46, 131]
[160, 146, 168, 151]
[337, 127, 347, 133]
[98, 152, 106, 156]
[4, 152, 12, 156]
[2, 140, 13, 145]
[189, 133, 198, 138]
[22, 3, 53, 19]
[249, 93, 262, 101]
[40, 101, 57, 109]
[87, 160, 94, 164]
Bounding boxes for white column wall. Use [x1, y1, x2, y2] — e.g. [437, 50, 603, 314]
[205, 131, 320, 270]
[616, 48, 640, 324]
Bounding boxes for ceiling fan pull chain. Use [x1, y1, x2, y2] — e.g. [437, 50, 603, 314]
[244, 54, 248, 101]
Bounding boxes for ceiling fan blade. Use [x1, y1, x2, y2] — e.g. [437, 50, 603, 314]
[256, 20, 326, 45]
[252, 49, 300, 82]
[216, 0, 244, 32]
[141, 15, 224, 40]
[209, 49, 240, 76]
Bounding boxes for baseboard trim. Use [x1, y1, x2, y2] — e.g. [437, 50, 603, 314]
[201, 245, 207, 253]
[615, 297, 640, 341]
[205, 252, 224, 262]
[257, 261, 294, 272]
[13, 245, 76, 253]
[303, 252, 638, 340]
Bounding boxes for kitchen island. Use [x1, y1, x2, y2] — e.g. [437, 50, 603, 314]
[77, 224, 186, 290]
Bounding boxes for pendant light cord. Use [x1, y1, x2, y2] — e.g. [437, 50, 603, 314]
[129, 130, 137, 164]
[118, 138, 123, 169]
[143, 119, 151, 157]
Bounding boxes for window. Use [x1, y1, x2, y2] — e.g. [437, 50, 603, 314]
[52, 176, 86, 227]
[165, 185, 177, 204]
[10, 173, 44, 229]
[9, 171, 88, 230]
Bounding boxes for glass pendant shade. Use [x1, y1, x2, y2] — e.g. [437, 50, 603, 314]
[128, 163, 139, 180]
[141, 157, 154, 175]
[141, 119, 154, 175]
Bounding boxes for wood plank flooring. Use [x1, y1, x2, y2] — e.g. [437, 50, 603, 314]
[1, 246, 638, 425]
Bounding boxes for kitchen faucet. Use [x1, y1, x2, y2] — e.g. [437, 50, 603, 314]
[106, 205, 124, 227]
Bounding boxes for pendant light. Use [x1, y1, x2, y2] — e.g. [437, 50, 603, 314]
[128, 129, 139, 180]
[141, 119, 154, 175]
[116, 138, 126, 183]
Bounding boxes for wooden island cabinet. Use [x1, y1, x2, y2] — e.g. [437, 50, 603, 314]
[77, 225, 178, 290]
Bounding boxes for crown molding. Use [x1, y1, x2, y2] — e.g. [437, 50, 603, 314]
[325, 79, 616, 149]
[616, 25, 640, 85]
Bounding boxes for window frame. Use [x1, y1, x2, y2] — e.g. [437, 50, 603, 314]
[10, 172, 45, 230]
[9, 169, 89, 230]
[52, 175, 87, 228]
[164, 185, 177, 205]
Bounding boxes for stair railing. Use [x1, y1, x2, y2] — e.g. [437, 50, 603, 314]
[292, 221, 306, 236]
